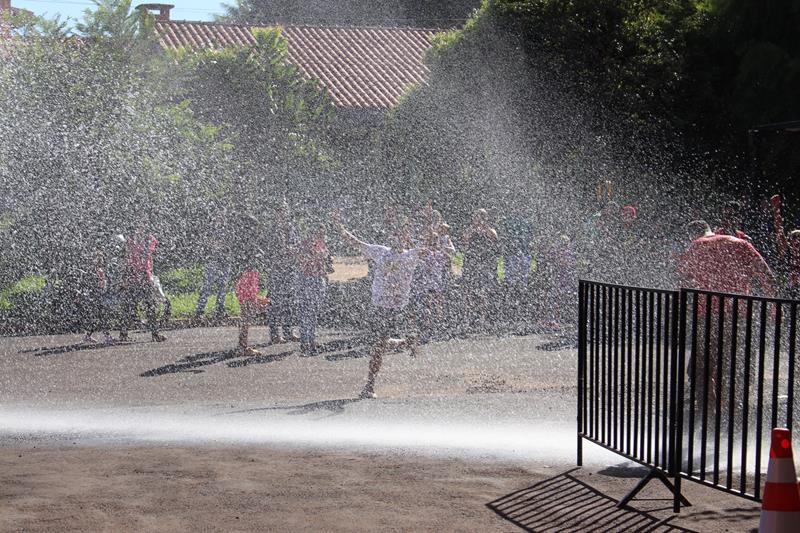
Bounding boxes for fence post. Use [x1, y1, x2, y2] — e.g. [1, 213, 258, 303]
[577, 280, 586, 466]
[672, 289, 688, 512]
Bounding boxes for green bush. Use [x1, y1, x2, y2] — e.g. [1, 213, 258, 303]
[0, 275, 47, 310]
[159, 265, 205, 295]
[390, 0, 800, 199]
[168, 291, 241, 318]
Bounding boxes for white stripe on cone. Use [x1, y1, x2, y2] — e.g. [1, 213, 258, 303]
[766, 458, 800, 484]
[760, 428, 800, 533]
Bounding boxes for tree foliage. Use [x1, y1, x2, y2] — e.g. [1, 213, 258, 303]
[387, 0, 800, 217]
[172, 28, 336, 213]
[489, 0, 800, 154]
[0, 0, 337, 290]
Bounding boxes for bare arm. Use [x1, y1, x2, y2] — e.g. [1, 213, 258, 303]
[340, 226, 369, 253]
[771, 195, 788, 258]
[754, 256, 777, 297]
[442, 235, 456, 258]
[331, 212, 369, 254]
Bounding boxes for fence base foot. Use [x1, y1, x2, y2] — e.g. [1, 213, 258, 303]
[617, 468, 691, 512]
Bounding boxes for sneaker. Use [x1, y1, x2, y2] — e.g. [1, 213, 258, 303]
[359, 385, 376, 400]
[151, 332, 167, 343]
[238, 346, 262, 357]
[80, 334, 98, 345]
[408, 336, 418, 358]
[386, 337, 404, 350]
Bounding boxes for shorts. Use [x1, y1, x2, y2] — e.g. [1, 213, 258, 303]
[369, 306, 407, 339]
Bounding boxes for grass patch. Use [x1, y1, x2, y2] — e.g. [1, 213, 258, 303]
[160, 265, 205, 294]
[0, 275, 47, 310]
[168, 291, 242, 318]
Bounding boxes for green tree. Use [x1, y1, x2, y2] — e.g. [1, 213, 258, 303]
[387, 0, 800, 217]
[173, 27, 336, 213]
[0, 0, 234, 288]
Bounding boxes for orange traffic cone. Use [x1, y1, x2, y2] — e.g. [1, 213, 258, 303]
[760, 428, 800, 532]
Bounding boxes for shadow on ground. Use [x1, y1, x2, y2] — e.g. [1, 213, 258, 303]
[487, 469, 697, 532]
[536, 338, 578, 352]
[141, 348, 293, 377]
[226, 349, 293, 368]
[316, 335, 372, 361]
[19, 340, 138, 357]
[138, 334, 375, 377]
[228, 398, 360, 418]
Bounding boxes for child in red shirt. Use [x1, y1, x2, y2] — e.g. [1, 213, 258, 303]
[235, 257, 269, 356]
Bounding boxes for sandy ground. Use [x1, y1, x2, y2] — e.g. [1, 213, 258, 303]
[330, 256, 459, 282]
[0, 328, 763, 531]
[0, 445, 761, 532]
[329, 256, 370, 282]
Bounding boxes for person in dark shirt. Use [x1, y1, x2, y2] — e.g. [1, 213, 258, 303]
[265, 202, 300, 344]
[195, 213, 232, 319]
[461, 208, 500, 332]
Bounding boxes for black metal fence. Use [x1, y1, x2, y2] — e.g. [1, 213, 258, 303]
[577, 280, 799, 512]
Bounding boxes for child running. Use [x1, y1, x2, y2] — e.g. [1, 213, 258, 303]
[333, 210, 422, 399]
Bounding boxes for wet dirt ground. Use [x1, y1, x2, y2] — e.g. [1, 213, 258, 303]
[0, 327, 760, 531]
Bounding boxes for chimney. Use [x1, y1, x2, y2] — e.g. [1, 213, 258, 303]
[136, 3, 175, 22]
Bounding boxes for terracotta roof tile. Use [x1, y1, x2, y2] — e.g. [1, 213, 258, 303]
[154, 20, 436, 108]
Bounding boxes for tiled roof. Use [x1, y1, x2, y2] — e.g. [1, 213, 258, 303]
[155, 20, 437, 109]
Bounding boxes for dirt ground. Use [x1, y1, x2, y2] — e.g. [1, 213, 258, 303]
[329, 256, 369, 282]
[0, 444, 761, 533]
[0, 328, 764, 532]
[329, 256, 460, 282]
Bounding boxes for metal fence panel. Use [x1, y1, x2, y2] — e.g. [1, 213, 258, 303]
[577, 280, 800, 511]
[678, 289, 800, 502]
[577, 281, 684, 509]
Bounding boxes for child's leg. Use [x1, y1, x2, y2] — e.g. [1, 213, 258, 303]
[268, 294, 287, 342]
[145, 296, 158, 334]
[238, 323, 249, 350]
[362, 337, 387, 397]
[214, 265, 229, 316]
[238, 301, 253, 350]
[143, 284, 164, 340]
[196, 265, 216, 316]
[297, 278, 308, 346]
[308, 284, 320, 347]
[119, 288, 136, 339]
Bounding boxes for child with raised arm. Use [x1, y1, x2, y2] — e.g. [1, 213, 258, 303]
[333, 210, 422, 399]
